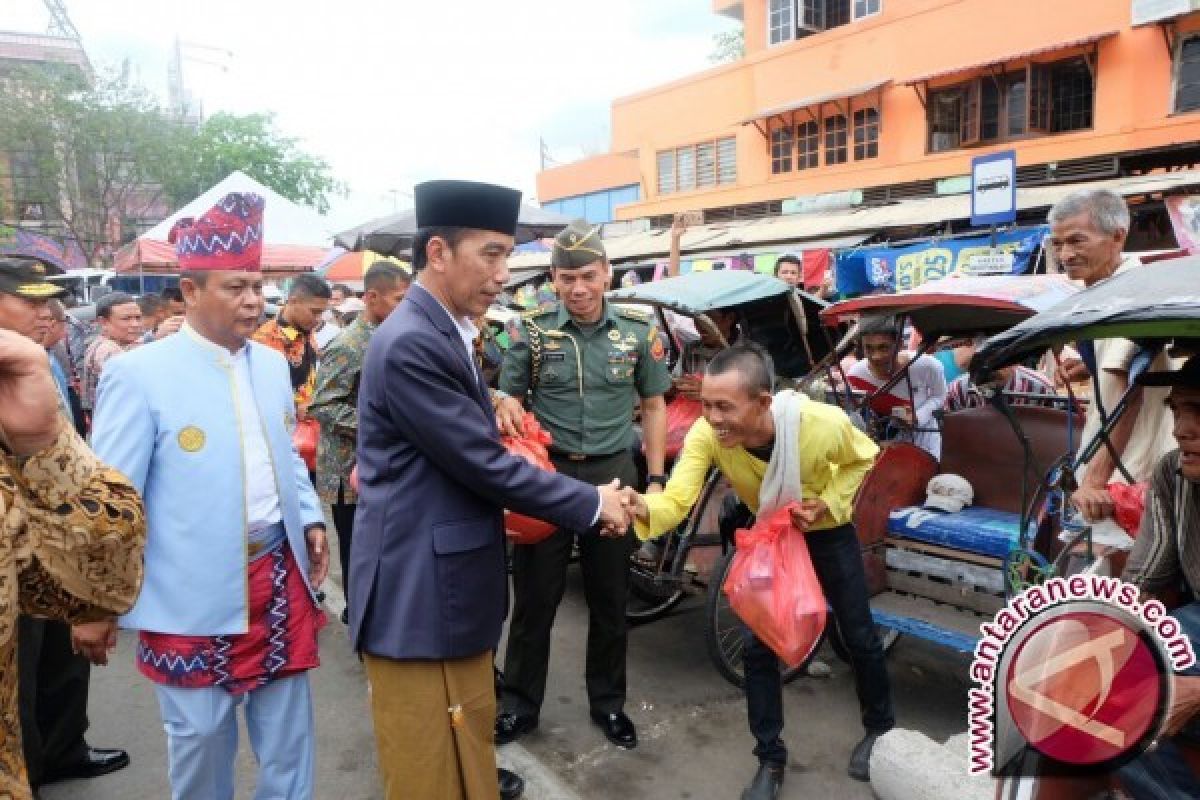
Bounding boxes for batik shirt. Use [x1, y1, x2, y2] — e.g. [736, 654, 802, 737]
[309, 316, 375, 505]
[0, 422, 146, 799]
[252, 316, 318, 412]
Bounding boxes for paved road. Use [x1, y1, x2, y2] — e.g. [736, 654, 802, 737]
[43, 534, 971, 799]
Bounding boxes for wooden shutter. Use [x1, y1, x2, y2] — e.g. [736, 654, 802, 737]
[959, 79, 982, 147]
[1027, 63, 1051, 133]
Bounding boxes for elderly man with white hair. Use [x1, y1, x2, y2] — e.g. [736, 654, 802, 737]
[1047, 187, 1178, 521]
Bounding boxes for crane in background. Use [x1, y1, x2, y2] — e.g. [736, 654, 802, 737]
[41, 0, 82, 43]
[167, 37, 233, 125]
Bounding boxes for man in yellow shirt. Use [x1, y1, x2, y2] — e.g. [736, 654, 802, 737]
[626, 342, 894, 799]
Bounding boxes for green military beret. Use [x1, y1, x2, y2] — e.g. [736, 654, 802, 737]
[551, 220, 606, 270]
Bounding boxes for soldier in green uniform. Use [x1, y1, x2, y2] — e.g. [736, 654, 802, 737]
[494, 220, 671, 751]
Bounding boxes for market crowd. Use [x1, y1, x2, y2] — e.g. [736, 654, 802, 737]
[0, 180, 1196, 800]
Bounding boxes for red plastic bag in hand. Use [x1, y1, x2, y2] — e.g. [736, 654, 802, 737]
[722, 505, 827, 668]
[293, 417, 319, 472]
[1108, 482, 1148, 538]
[502, 414, 559, 545]
[661, 394, 704, 460]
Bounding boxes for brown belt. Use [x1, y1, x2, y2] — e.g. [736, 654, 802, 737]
[549, 449, 626, 463]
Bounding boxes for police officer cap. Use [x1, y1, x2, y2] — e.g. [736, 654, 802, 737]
[0, 257, 66, 300]
[414, 180, 522, 236]
[551, 220, 606, 270]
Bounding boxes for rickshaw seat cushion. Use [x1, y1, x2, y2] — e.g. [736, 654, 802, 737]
[938, 405, 1080, 515]
[886, 506, 1029, 559]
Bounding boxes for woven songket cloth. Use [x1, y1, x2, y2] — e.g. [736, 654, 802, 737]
[135, 543, 322, 694]
[169, 192, 265, 272]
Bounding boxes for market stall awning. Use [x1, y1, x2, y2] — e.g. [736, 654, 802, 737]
[903, 30, 1117, 85]
[742, 80, 890, 125]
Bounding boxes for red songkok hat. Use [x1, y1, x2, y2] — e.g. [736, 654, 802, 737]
[169, 192, 265, 271]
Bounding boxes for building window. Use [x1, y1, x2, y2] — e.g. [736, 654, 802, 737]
[656, 136, 737, 194]
[1176, 36, 1200, 112]
[928, 91, 962, 152]
[770, 0, 857, 44]
[926, 56, 1093, 152]
[797, 119, 820, 169]
[769, 0, 795, 45]
[771, 126, 793, 174]
[853, 0, 881, 19]
[677, 147, 696, 192]
[656, 150, 675, 195]
[853, 108, 879, 160]
[824, 114, 848, 165]
[717, 136, 737, 184]
[697, 141, 717, 186]
[1050, 59, 1093, 132]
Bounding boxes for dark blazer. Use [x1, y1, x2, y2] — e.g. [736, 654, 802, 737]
[350, 284, 599, 660]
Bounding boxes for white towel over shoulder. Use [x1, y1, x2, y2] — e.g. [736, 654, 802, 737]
[758, 389, 805, 517]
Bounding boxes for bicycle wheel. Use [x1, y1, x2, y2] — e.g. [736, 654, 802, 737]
[703, 549, 808, 689]
[626, 560, 687, 624]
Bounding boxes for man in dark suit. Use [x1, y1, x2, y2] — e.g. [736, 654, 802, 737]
[350, 180, 632, 800]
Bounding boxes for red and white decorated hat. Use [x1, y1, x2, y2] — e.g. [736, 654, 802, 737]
[169, 192, 265, 271]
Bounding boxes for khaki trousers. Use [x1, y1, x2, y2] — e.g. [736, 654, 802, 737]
[364, 651, 498, 800]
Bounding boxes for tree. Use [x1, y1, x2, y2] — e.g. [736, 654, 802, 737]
[162, 113, 342, 215]
[709, 28, 745, 63]
[0, 63, 185, 264]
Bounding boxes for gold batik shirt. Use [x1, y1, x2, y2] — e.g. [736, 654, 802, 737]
[0, 421, 146, 800]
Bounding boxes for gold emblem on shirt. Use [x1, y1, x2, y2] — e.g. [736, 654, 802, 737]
[608, 329, 622, 342]
[177, 426, 206, 453]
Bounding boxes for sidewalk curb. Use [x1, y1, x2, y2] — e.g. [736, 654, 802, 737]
[320, 579, 584, 800]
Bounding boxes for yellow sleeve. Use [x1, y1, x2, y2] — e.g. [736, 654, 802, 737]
[8, 420, 146, 623]
[635, 419, 716, 541]
[806, 409, 878, 528]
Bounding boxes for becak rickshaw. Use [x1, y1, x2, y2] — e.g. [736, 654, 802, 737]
[818, 274, 1082, 661]
[607, 270, 833, 686]
[972, 256, 1200, 800]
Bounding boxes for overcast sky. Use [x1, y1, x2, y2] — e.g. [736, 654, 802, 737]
[6, 0, 735, 228]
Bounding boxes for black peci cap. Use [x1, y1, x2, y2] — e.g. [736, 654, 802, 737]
[414, 180, 522, 236]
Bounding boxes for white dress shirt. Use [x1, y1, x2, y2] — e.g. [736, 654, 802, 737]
[186, 323, 283, 531]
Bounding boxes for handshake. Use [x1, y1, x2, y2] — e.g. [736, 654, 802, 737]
[596, 480, 651, 538]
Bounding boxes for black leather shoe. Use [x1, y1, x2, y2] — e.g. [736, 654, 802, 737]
[847, 731, 884, 782]
[498, 768, 524, 800]
[495, 712, 538, 745]
[740, 763, 784, 800]
[590, 710, 637, 749]
[42, 747, 130, 784]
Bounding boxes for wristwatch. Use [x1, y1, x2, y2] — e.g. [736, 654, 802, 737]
[646, 475, 667, 487]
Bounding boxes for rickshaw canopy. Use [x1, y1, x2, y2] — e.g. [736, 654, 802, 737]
[821, 274, 1080, 338]
[608, 270, 831, 379]
[976, 257, 1200, 371]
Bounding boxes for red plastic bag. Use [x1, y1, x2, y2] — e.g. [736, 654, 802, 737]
[1108, 482, 1148, 538]
[662, 393, 703, 460]
[722, 505, 827, 668]
[502, 414, 559, 545]
[293, 417, 319, 472]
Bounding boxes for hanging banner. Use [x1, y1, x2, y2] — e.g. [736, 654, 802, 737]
[1166, 195, 1200, 254]
[835, 226, 1048, 296]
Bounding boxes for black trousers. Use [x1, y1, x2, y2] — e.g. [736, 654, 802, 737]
[17, 616, 91, 787]
[502, 451, 637, 717]
[331, 498, 357, 600]
[741, 524, 895, 766]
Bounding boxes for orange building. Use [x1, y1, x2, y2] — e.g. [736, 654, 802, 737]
[538, 0, 1200, 226]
